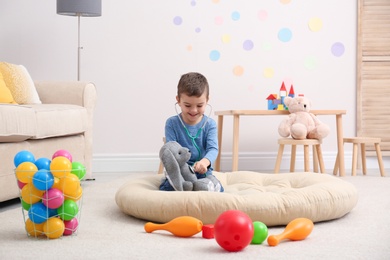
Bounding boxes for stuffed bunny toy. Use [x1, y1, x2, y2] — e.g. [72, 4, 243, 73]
[159, 141, 221, 192]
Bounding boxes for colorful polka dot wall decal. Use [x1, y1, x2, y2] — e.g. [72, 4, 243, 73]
[262, 42, 272, 51]
[172, 1, 346, 85]
[304, 56, 318, 70]
[243, 40, 254, 51]
[209, 50, 221, 61]
[308, 17, 323, 32]
[173, 16, 183, 25]
[231, 11, 240, 21]
[221, 34, 231, 44]
[278, 28, 292, 42]
[215, 16, 223, 25]
[331, 42, 345, 57]
[233, 65, 244, 76]
[263, 68, 274, 78]
[258, 10, 268, 21]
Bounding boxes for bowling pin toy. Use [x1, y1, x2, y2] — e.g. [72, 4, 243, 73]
[144, 216, 203, 237]
[267, 218, 314, 246]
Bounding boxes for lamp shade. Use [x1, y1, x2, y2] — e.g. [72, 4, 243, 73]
[57, 0, 102, 17]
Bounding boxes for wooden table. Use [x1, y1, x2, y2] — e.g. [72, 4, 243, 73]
[214, 110, 347, 176]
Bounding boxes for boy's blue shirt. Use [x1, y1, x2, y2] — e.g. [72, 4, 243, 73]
[165, 114, 218, 176]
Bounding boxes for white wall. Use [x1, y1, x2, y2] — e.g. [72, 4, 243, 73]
[3, 0, 381, 173]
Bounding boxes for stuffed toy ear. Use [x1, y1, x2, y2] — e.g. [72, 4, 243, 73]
[161, 149, 184, 191]
[283, 96, 292, 107]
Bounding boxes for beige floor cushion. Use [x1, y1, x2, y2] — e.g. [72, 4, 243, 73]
[115, 171, 358, 226]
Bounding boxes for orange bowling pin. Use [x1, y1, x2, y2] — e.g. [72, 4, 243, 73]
[144, 216, 203, 237]
[267, 218, 314, 246]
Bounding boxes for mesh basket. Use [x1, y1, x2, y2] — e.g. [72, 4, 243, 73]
[15, 166, 84, 239]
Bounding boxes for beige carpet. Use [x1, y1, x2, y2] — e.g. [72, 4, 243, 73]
[1, 171, 390, 260]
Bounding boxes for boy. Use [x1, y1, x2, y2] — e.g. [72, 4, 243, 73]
[159, 72, 223, 192]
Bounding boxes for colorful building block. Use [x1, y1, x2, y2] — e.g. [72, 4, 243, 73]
[202, 224, 214, 239]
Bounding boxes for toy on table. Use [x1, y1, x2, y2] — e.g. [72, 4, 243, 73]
[267, 218, 314, 246]
[214, 210, 254, 252]
[144, 216, 203, 237]
[278, 96, 330, 140]
[266, 81, 295, 110]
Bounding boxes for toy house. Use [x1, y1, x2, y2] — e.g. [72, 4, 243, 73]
[266, 82, 295, 110]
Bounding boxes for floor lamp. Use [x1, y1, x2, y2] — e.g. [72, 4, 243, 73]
[57, 0, 102, 81]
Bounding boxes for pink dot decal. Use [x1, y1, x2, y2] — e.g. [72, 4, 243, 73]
[331, 42, 345, 57]
[258, 10, 268, 21]
[215, 16, 224, 25]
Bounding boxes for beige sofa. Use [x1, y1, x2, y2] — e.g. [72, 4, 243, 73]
[0, 81, 97, 202]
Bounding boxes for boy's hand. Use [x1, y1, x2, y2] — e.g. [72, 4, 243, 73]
[193, 158, 210, 174]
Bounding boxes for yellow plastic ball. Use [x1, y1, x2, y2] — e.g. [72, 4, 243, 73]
[59, 173, 80, 197]
[65, 186, 83, 201]
[15, 162, 38, 183]
[25, 218, 44, 237]
[21, 183, 44, 204]
[43, 217, 65, 239]
[50, 156, 72, 178]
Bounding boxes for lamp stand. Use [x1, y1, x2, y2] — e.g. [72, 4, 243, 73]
[77, 14, 82, 81]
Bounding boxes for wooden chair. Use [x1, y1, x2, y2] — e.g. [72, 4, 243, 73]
[274, 138, 325, 173]
[334, 137, 385, 177]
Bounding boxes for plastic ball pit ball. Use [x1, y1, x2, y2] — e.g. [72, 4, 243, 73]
[251, 221, 268, 244]
[50, 156, 72, 178]
[63, 218, 79, 236]
[52, 149, 73, 162]
[214, 210, 254, 252]
[15, 162, 38, 184]
[35, 157, 51, 171]
[57, 199, 79, 221]
[43, 217, 65, 239]
[25, 218, 44, 237]
[14, 150, 35, 167]
[33, 170, 54, 191]
[42, 188, 64, 209]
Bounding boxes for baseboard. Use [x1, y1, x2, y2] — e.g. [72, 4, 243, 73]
[91, 151, 390, 173]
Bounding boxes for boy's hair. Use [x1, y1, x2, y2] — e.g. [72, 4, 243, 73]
[177, 72, 209, 99]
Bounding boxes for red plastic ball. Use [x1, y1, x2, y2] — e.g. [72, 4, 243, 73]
[214, 210, 254, 252]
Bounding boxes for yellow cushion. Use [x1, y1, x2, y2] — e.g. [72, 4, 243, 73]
[0, 71, 17, 104]
[0, 62, 41, 104]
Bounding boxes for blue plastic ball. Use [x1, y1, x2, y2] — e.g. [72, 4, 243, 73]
[14, 150, 35, 167]
[32, 170, 54, 191]
[35, 157, 51, 170]
[28, 202, 48, 224]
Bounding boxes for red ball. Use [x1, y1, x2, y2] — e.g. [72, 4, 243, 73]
[214, 210, 254, 252]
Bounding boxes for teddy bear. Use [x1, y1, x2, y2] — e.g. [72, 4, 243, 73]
[159, 141, 222, 192]
[278, 96, 330, 140]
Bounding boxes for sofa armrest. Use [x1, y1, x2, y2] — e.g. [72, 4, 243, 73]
[34, 81, 97, 179]
[34, 81, 97, 110]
